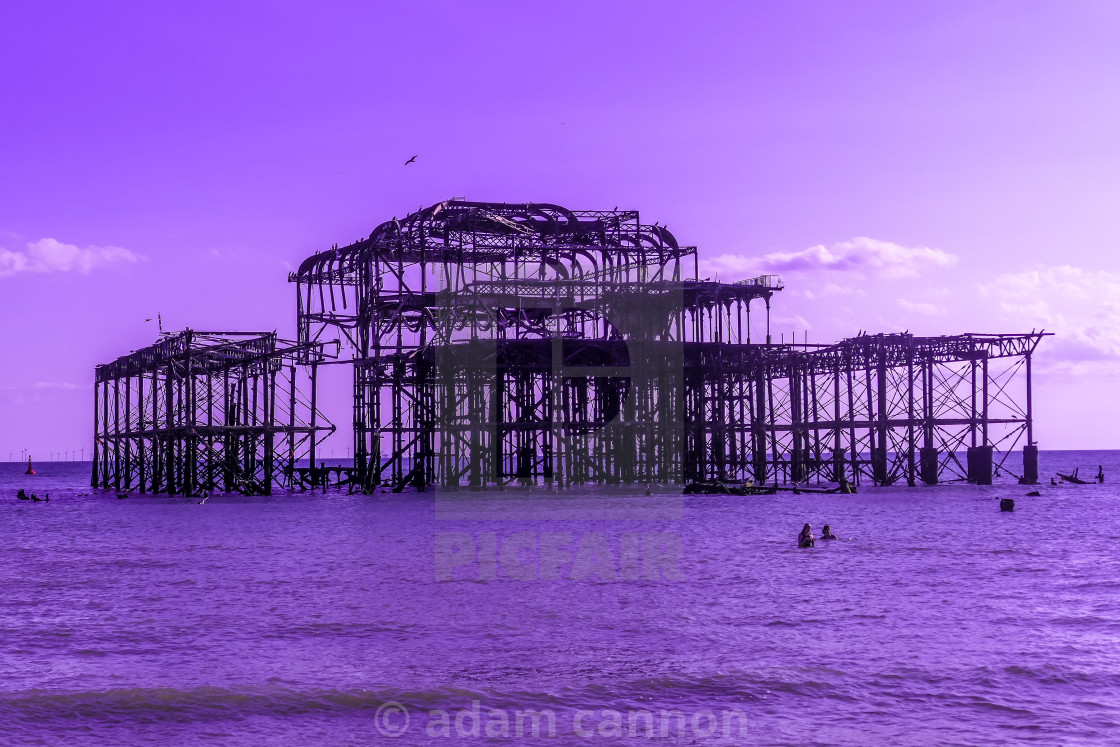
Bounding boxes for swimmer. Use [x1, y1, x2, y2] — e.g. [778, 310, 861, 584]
[821, 524, 839, 540]
[798, 523, 815, 548]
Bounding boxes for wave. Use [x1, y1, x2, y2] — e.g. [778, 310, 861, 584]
[0, 675, 770, 724]
[0, 685, 483, 722]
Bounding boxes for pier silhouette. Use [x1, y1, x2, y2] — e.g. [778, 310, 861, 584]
[92, 201, 1047, 495]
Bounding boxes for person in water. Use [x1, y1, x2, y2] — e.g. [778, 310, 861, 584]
[798, 523, 815, 548]
[821, 524, 838, 540]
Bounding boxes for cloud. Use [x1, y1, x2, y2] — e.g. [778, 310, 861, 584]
[0, 381, 90, 391]
[701, 237, 956, 281]
[897, 298, 945, 316]
[0, 237, 138, 277]
[822, 282, 866, 297]
[34, 381, 89, 390]
[772, 313, 813, 332]
[981, 264, 1120, 360]
[1029, 359, 1120, 381]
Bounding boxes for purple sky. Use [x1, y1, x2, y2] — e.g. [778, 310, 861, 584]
[3, 1, 1119, 458]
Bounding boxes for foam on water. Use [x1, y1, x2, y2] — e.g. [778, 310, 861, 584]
[1, 452, 1118, 745]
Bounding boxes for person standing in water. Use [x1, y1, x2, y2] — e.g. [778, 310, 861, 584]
[798, 524, 815, 548]
[821, 524, 839, 540]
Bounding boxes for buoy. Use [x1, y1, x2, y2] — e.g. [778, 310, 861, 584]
[25, 456, 35, 475]
[1000, 498, 1015, 512]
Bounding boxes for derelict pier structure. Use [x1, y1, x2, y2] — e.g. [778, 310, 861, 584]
[93, 200, 1045, 494]
[92, 331, 334, 495]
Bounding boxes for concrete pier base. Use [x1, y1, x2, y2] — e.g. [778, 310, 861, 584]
[1023, 444, 1039, 484]
[967, 445, 994, 485]
[920, 447, 939, 485]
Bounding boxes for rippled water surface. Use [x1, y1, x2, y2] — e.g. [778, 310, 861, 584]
[2, 451, 1119, 745]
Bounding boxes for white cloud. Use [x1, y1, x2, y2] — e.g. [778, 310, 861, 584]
[822, 282, 866, 297]
[897, 298, 945, 316]
[772, 313, 813, 331]
[0, 237, 138, 277]
[34, 381, 89, 390]
[981, 264, 1120, 360]
[1032, 359, 1120, 380]
[701, 237, 956, 281]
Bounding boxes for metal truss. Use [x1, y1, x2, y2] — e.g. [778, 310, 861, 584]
[93, 200, 1046, 494]
[92, 331, 335, 495]
[290, 200, 1046, 490]
[686, 333, 1044, 487]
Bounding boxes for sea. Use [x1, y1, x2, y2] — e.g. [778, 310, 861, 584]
[1, 450, 1118, 746]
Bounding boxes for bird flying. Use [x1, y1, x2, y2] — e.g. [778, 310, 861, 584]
[404, 155, 418, 165]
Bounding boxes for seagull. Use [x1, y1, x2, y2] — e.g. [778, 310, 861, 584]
[404, 155, 418, 165]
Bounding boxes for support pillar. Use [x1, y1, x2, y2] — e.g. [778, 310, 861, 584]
[1023, 444, 1039, 484]
[920, 447, 939, 485]
[871, 446, 888, 485]
[967, 445, 993, 485]
[831, 449, 846, 483]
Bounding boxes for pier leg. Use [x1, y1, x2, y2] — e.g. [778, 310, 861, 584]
[871, 446, 888, 485]
[1023, 444, 1039, 484]
[967, 445, 993, 485]
[920, 447, 939, 485]
[831, 449, 846, 483]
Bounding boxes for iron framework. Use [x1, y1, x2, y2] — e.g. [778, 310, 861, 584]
[92, 331, 334, 495]
[289, 200, 1045, 490]
[94, 200, 1046, 493]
